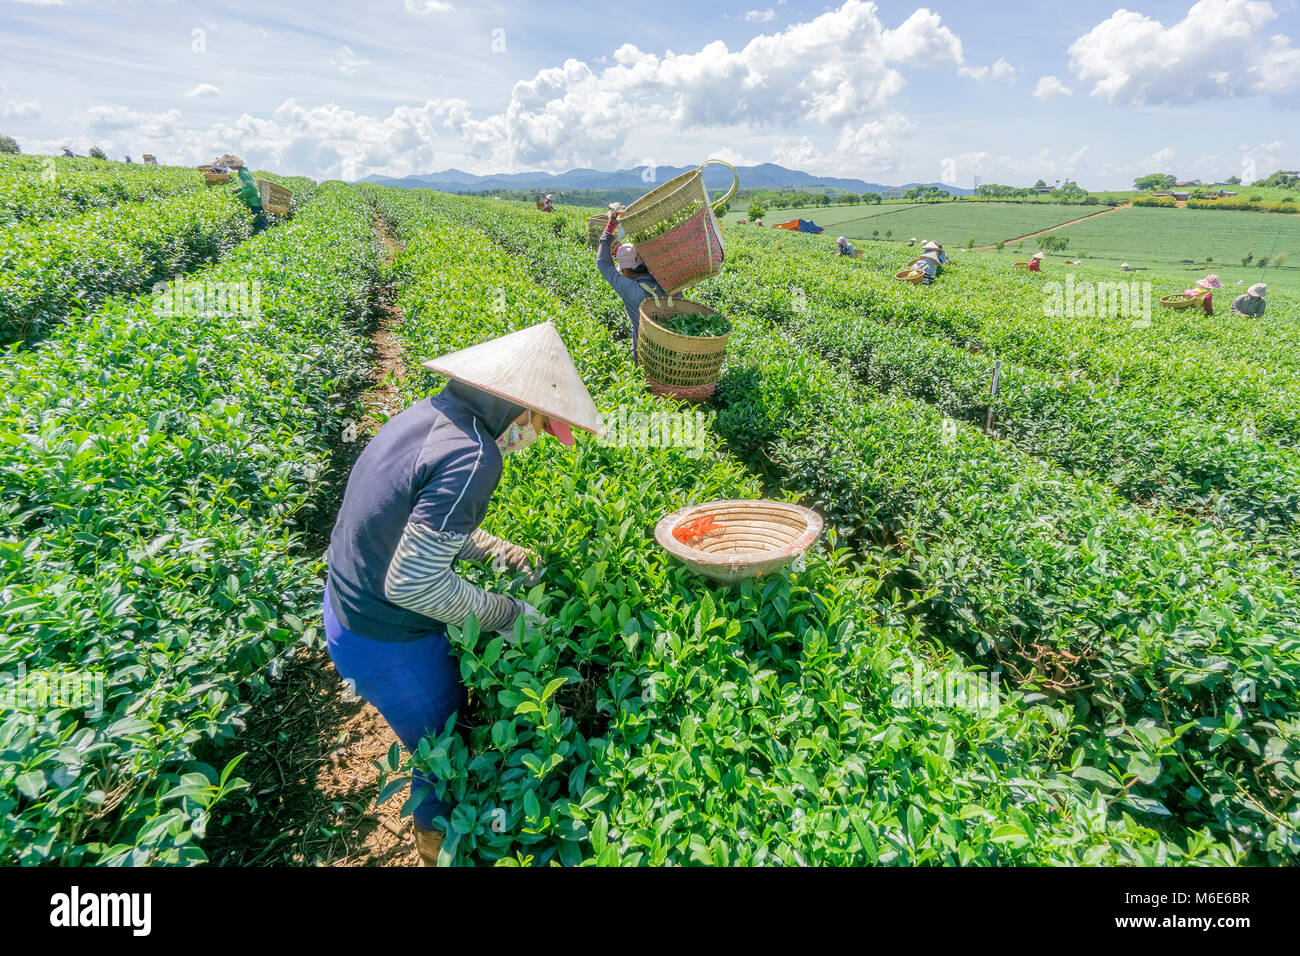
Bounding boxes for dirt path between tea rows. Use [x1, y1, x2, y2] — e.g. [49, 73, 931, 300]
[207, 215, 421, 867]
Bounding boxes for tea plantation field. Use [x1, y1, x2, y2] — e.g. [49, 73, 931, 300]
[2, 160, 1298, 866]
[722, 200, 1104, 247]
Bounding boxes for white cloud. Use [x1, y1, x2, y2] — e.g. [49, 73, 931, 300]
[1069, 0, 1300, 106]
[772, 114, 911, 176]
[330, 45, 370, 75]
[743, 9, 776, 22]
[961, 57, 1016, 83]
[185, 83, 221, 100]
[1142, 145, 1176, 168]
[76, 105, 183, 138]
[1033, 75, 1072, 100]
[7, 0, 67, 5]
[404, 0, 453, 12]
[1, 100, 40, 118]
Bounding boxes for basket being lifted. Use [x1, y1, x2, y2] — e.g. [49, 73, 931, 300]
[637, 293, 730, 400]
[620, 160, 739, 295]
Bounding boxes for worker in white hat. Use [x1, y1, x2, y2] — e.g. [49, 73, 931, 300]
[596, 204, 675, 360]
[1230, 283, 1267, 318]
[835, 235, 855, 257]
[1027, 251, 1045, 272]
[324, 322, 603, 866]
[922, 240, 949, 265]
[910, 249, 941, 284]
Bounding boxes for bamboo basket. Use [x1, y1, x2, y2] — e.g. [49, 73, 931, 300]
[654, 499, 823, 583]
[620, 160, 740, 294]
[1160, 292, 1204, 310]
[202, 169, 230, 184]
[587, 215, 607, 249]
[637, 296, 730, 396]
[256, 179, 292, 215]
[895, 269, 925, 284]
[852, 249, 863, 259]
[1013, 261, 1030, 269]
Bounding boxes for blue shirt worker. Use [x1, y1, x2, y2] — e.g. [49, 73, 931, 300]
[325, 321, 604, 865]
[596, 205, 673, 360]
[836, 235, 855, 256]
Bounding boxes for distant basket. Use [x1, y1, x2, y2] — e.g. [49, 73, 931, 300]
[654, 499, 824, 584]
[203, 170, 230, 184]
[852, 249, 863, 259]
[895, 269, 924, 284]
[638, 296, 730, 394]
[587, 215, 607, 249]
[1160, 292, 1203, 310]
[1013, 261, 1030, 269]
[256, 179, 291, 215]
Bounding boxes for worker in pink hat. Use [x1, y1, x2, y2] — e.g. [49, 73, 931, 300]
[1181, 274, 1221, 315]
[595, 204, 675, 360]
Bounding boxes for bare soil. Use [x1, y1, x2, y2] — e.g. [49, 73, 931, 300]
[206, 214, 421, 867]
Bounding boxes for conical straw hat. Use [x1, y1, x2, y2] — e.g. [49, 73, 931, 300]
[422, 322, 605, 437]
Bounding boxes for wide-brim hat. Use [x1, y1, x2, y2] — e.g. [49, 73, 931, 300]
[1031, 252, 1045, 259]
[836, 236, 847, 244]
[1249, 283, 1266, 296]
[422, 322, 605, 439]
[1196, 274, 1221, 289]
[923, 241, 940, 250]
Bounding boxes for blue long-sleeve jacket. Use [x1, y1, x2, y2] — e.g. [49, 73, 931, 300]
[596, 231, 672, 356]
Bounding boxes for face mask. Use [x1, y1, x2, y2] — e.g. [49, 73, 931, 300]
[496, 417, 539, 455]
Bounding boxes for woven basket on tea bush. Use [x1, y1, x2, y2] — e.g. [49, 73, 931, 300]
[637, 295, 729, 398]
[654, 499, 823, 583]
[1160, 292, 1205, 310]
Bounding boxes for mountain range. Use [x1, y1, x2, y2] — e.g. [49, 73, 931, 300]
[356, 162, 974, 197]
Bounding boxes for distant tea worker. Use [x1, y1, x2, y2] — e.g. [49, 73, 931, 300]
[1027, 252, 1045, 272]
[836, 235, 855, 257]
[1230, 283, 1267, 318]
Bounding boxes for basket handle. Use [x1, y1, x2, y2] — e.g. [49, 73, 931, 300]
[638, 283, 662, 308]
[699, 159, 740, 213]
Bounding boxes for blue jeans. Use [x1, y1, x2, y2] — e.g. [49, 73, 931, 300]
[322, 581, 464, 829]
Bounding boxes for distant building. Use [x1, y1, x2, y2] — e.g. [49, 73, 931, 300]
[1171, 191, 1191, 201]
[1033, 186, 1052, 194]
[1152, 191, 1173, 197]
[1173, 180, 1200, 187]
[1218, 190, 1238, 197]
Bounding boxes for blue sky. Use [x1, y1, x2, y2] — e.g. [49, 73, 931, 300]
[1, 0, 1296, 188]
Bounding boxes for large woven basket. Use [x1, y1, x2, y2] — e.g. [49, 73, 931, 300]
[654, 499, 824, 583]
[895, 269, 924, 284]
[587, 214, 607, 249]
[638, 296, 730, 392]
[620, 160, 740, 294]
[1160, 292, 1203, 310]
[256, 179, 291, 215]
[202, 170, 230, 184]
[852, 249, 863, 259]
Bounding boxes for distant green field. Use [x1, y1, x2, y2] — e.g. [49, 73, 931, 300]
[725, 201, 1101, 247]
[1014, 205, 1300, 278]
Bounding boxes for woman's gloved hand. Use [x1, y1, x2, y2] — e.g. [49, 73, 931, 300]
[494, 600, 548, 642]
[463, 528, 543, 585]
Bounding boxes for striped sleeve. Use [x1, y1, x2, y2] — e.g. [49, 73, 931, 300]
[384, 521, 523, 632]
